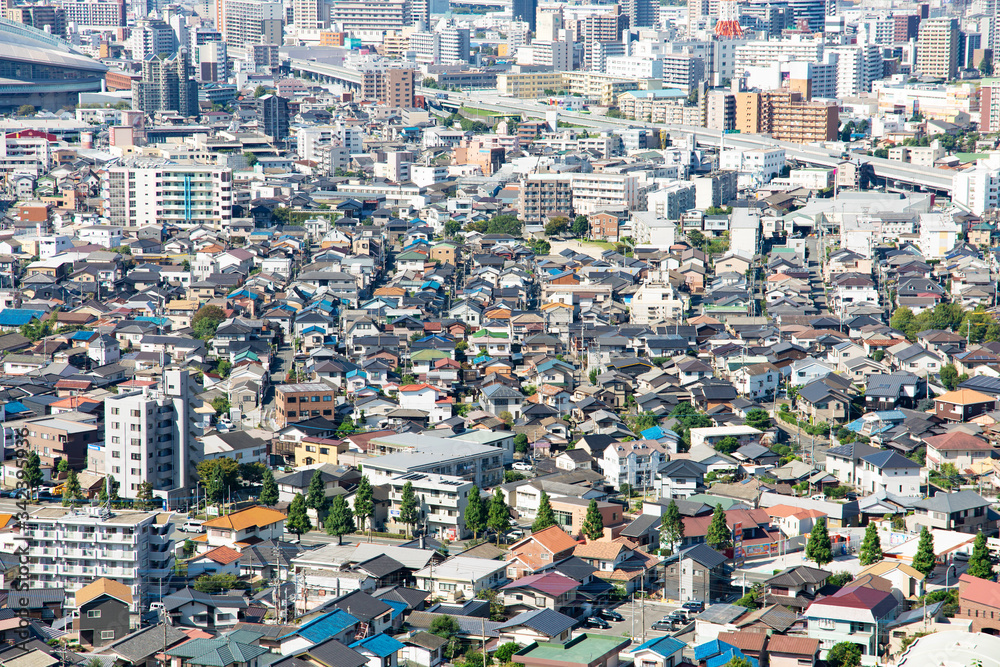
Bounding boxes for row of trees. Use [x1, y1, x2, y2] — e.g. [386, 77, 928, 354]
[890, 304, 1000, 344]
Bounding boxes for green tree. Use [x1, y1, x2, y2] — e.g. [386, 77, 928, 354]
[514, 433, 529, 453]
[661, 499, 685, 555]
[192, 305, 226, 339]
[582, 499, 605, 541]
[207, 471, 226, 505]
[57, 459, 69, 473]
[485, 214, 523, 237]
[17, 104, 36, 116]
[532, 491, 556, 532]
[193, 573, 240, 593]
[706, 504, 731, 550]
[806, 517, 833, 566]
[306, 469, 329, 513]
[197, 458, 240, 490]
[826, 642, 862, 667]
[494, 642, 520, 664]
[286, 493, 313, 537]
[715, 436, 740, 454]
[589, 368, 598, 385]
[981, 56, 994, 76]
[244, 152, 258, 167]
[399, 481, 421, 537]
[744, 408, 771, 431]
[466, 485, 486, 539]
[62, 469, 82, 506]
[859, 522, 883, 566]
[430, 615, 462, 659]
[488, 488, 512, 543]
[135, 481, 154, 510]
[325, 495, 356, 544]
[23, 451, 43, 499]
[239, 462, 265, 485]
[253, 85, 267, 98]
[571, 215, 589, 237]
[354, 475, 374, 538]
[217, 360, 233, 378]
[260, 468, 279, 506]
[967, 531, 994, 580]
[545, 216, 570, 236]
[98, 474, 120, 505]
[723, 658, 752, 667]
[912, 526, 936, 576]
[445, 220, 462, 237]
[940, 364, 959, 391]
[212, 396, 231, 415]
[476, 588, 506, 621]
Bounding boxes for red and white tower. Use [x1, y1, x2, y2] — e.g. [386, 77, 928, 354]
[714, 0, 743, 38]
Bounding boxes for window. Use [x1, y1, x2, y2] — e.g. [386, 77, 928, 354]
[87, 610, 101, 618]
[112, 451, 121, 458]
[131, 453, 141, 460]
[101, 631, 115, 640]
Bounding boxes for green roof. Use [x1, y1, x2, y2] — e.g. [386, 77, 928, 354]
[471, 329, 509, 338]
[411, 348, 450, 361]
[955, 152, 989, 163]
[515, 635, 630, 667]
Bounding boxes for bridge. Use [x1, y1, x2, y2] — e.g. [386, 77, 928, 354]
[287, 58, 956, 195]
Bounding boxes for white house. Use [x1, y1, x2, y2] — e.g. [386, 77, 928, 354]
[918, 213, 961, 259]
[788, 358, 835, 386]
[601, 441, 666, 491]
[397, 383, 452, 422]
[732, 362, 780, 399]
[413, 556, 508, 602]
[655, 459, 705, 499]
[857, 451, 923, 497]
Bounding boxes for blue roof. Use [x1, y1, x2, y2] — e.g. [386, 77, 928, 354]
[622, 88, 688, 99]
[350, 634, 405, 658]
[346, 369, 368, 378]
[421, 281, 441, 290]
[634, 636, 686, 657]
[280, 609, 358, 641]
[382, 599, 407, 621]
[69, 331, 95, 341]
[4, 401, 28, 414]
[694, 640, 738, 662]
[136, 316, 170, 325]
[472, 355, 494, 364]
[0, 309, 43, 326]
[707, 649, 758, 667]
[301, 326, 325, 334]
[641, 426, 665, 439]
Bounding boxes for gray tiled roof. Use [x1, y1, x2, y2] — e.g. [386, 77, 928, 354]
[496, 609, 576, 637]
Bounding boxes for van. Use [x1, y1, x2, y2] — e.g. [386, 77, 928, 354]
[180, 520, 205, 533]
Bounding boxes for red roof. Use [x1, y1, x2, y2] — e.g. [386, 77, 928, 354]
[199, 546, 243, 565]
[960, 573, 1000, 607]
[398, 383, 439, 393]
[501, 571, 579, 596]
[925, 431, 993, 451]
[766, 635, 819, 656]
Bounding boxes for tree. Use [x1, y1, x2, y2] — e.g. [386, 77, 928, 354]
[325, 495, 356, 544]
[354, 475, 374, 539]
[466, 485, 486, 539]
[476, 588, 506, 621]
[57, 459, 69, 473]
[981, 56, 994, 76]
[62, 469, 82, 506]
[239, 462, 265, 486]
[723, 658, 752, 667]
[532, 491, 556, 532]
[260, 468, 279, 506]
[133, 481, 155, 509]
[286, 493, 312, 537]
[912, 526, 936, 576]
[399, 481, 421, 537]
[826, 642, 862, 667]
[194, 573, 240, 593]
[197, 458, 240, 490]
[873, 147, 889, 159]
[706, 504, 731, 550]
[940, 364, 960, 391]
[545, 216, 570, 236]
[253, 85, 267, 98]
[217, 360, 233, 378]
[207, 471, 226, 505]
[968, 531, 994, 580]
[192, 305, 226, 339]
[859, 522, 883, 566]
[589, 368, 598, 385]
[495, 643, 520, 664]
[22, 451, 43, 499]
[499, 411, 513, 426]
[306, 469, 329, 514]
[99, 475, 120, 505]
[661, 499, 685, 555]
[571, 215, 589, 237]
[17, 104, 36, 116]
[715, 436, 740, 454]
[744, 408, 771, 431]
[806, 517, 833, 566]
[431, 615, 462, 659]
[582, 499, 605, 541]
[445, 220, 462, 237]
[212, 396, 231, 416]
[488, 488, 512, 543]
[514, 433, 529, 454]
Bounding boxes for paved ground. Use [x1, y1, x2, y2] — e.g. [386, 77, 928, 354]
[587, 600, 683, 644]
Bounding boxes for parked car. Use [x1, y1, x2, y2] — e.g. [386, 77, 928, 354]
[599, 609, 624, 622]
[682, 601, 705, 613]
[180, 520, 205, 533]
[584, 617, 610, 630]
[667, 611, 687, 623]
[512, 461, 533, 472]
[651, 620, 673, 631]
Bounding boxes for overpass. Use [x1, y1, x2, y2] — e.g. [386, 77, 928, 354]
[287, 58, 955, 195]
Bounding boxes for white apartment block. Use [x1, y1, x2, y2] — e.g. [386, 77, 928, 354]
[630, 282, 687, 323]
[734, 37, 824, 74]
[633, 211, 677, 248]
[857, 16, 896, 45]
[601, 441, 665, 490]
[384, 473, 472, 540]
[953, 158, 1000, 215]
[101, 163, 233, 227]
[222, 0, 283, 52]
[25, 506, 174, 613]
[647, 182, 696, 220]
[570, 173, 639, 214]
[841, 215, 918, 257]
[824, 45, 883, 97]
[104, 369, 198, 508]
[720, 147, 786, 184]
[918, 213, 962, 259]
[328, 0, 409, 42]
[606, 55, 663, 79]
[533, 40, 572, 71]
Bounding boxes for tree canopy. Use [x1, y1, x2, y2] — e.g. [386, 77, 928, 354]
[806, 517, 832, 566]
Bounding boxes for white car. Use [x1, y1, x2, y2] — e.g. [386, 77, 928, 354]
[180, 520, 205, 533]
[512, 462, 533, 472]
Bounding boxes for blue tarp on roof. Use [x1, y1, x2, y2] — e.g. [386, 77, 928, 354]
[0, 309, 43, 327]
[382, 599, 408, 621]
[641, 426, 665, 440]
[634, 636, 685, 657]
[694, 640, 738, 662]
[279, 609, 358, 642]
[69, 331, 95, 341]
[707, 650, 758, 667]
[351, 633, 405, 657]
[4, 402, 28, 414]
[135, 316, 170, 326]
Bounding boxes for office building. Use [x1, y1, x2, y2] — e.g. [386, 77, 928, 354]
[360, 67, 416, 106]
[736, 89, 838, 143]
[25, 507, 174, 612]
[5, 5, 67, 38]
[513, 0, 536, 31]
[221, 0, 282, 53]
[409, 27, 469, 64]
[410, 0, 429, 29]
[196, 41, 227, 81]
[101, 164, 234, 227]
[132, 50, 198, 116]
[103, 370, 197, 507]
[894, 13, 920, 42]
[257, 93, 289, 141]
[786, 0, 824, 31]
[624, 0, 657, 28]
[916, 17, 958, 79]
[536, 8, 562, 40]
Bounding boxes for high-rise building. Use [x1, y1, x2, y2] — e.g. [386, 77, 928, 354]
[101, 164, 233, 226]
[410, 28, 469, 64]
[131, 50, 198, 116]
[536, 8, 562, 40]
[103, 369, 197, 507]
[706, 89, 735, 130]
[824, 44, 883, 96]
[293, 0, 326, 29]
[512, 0, 536, 31]
[54, 0, 125, 26]
[916, 16, 958, 79]
[980, 78, 1000, 132]
[410, 0, 430, 29]
[624, 0, 657, 28]
[129, 19, 176, 60]
[5, 5, 67, 38]
[894, 13, 920, 42]
[25, 507, 174, 613]
[257, 93, 289, 141]
[360, 67, 416, 106]
[533, 40, 572, 71]
[785, 0, 824, 31]
[736, 89, 838, 143]
[328, 0, 409, 39]
[221, 0, 283, 53]
[196, 41, 227, 81]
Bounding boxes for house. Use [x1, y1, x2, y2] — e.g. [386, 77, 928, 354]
[413, 556, 508, 602]
[162, 588, 247, 630]
[166, 633, 269, 667]
[764, 566, 831, 610]
[855, 560, 925, 600]
[655, 459, 705, 499]
[767, 636, 820, 667]
[401, 632, 448, 667]
[923, 431, 993, 472]
[803, 586, 898, 662]
[958, 573, 1000, 633]
[663, 544, 728, 603]
[513, 635, 630, 667]
[74, 578, 132, 647]
[907, 490, 995, 535]
[200, 506, 287, 550]
[824, 442, 880, 486]
[276, 609, 362, 655]
[795, 380, 852, 423]
[933, 389, 997, 422]
[187, 546, 244, 578]
[601, 441, 665, 490]
[788, 358, 835, 386]
[857, 451, 922, 497]
[351, 634, 405, 667]
[497, 609, 577, 646]
[766, 506, 827, 540]
[626, 636, 686, 667]
[507, 526, 581, 579]
[501, 572, 581, 615]
[481, 383, 527, 419]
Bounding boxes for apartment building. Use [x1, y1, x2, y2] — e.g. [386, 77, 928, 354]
[25, 506, 174, 612]
[519, 174, 573, 224]
[220, 0, 282, 54]
[22, 417, 100, 469]
[561, 71, 636, 105]
[328, 0, 410, 41]
[275, 382, 337, 428]
[384, 472, 472, 540]
[617, 89, 702, 124]
[104, 369, 197, 508]
[825, 44, 883, 97]
[571, 173, 639, 215]
[736, 90, 838, 143]
[101, 163, 233, 228]
[360, 68, 415, 107]
[132, 51, 198, 117]
[364, 434, 505, 488]
[915, 17, 958, 80]
[734, 37, 825, 73]
[409, 28, 470, 65]
[496, 71, 565, 98]
[55, 0, 125, 26]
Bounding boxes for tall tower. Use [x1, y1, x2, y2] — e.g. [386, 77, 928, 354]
[410, 0, 430, 29]
[714, 0, 742, 37]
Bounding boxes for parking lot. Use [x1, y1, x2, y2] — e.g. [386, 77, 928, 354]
[584, 600, 686, 644]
